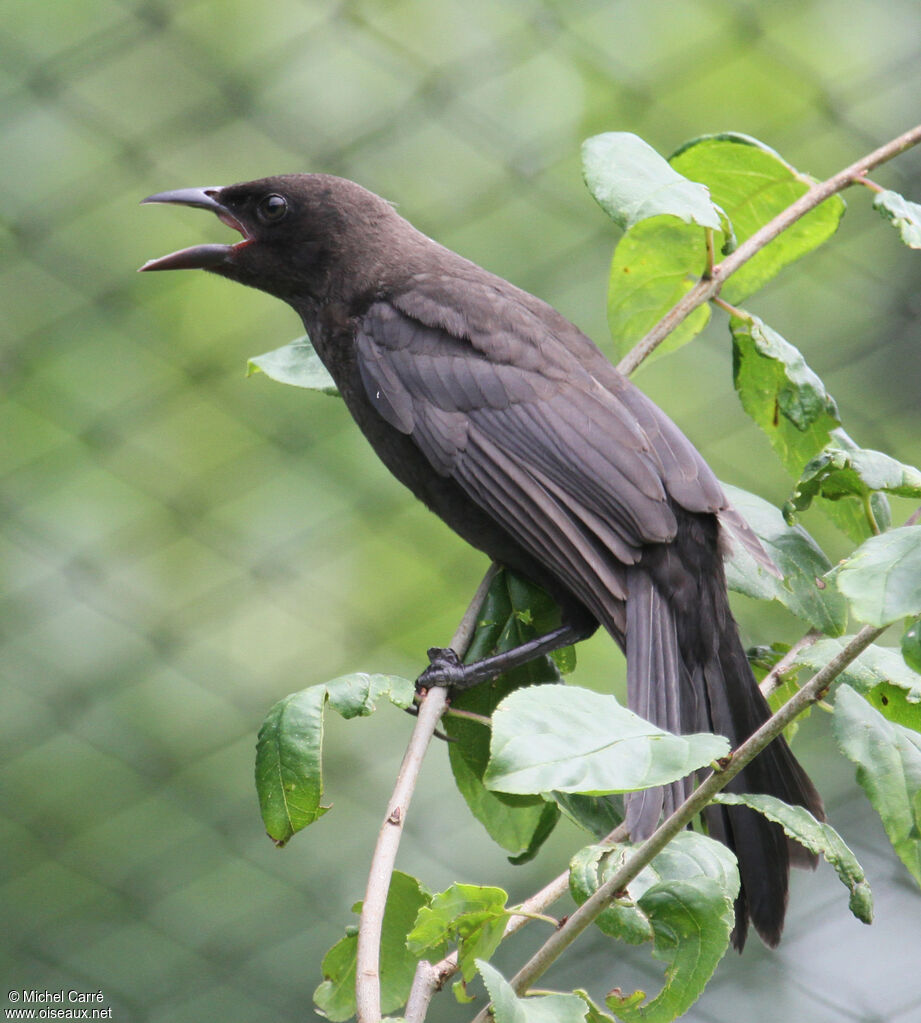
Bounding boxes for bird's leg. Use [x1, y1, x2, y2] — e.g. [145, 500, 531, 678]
[417, 621, 593, 693]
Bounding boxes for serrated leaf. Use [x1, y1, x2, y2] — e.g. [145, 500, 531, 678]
[833, 526, 921, 626]
[712, 793, 873, 922]
[794, 637, 921, 730]
[670, 133, 845, 303]
[789, 446, 921, 517]
[833, 685, 921, 887]
[313, 872, 431, 1022]
[407, 884, 509, 983]
[582, 132, 722, 231]
[485, 685, 729, 796]
[478, 960, 589, 1023]
[446, 568, 563, 861]
[721, 483, 847, 635]
[255, 674, 413, 844]
[247, 335, 339, 395]
[873, 189, 921, 248]
[606, 217, 712, 361]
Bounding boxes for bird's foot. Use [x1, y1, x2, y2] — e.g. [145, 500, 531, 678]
[416, 647, 469, 692]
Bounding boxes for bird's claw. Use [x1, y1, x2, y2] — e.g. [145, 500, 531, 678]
[416, 646, 467, 691]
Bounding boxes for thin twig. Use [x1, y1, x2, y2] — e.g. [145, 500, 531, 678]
[478, 624, 884, 1009]
[356, 565, 498, 1023]
[617, 123, 921, 375]
[759, 629, 822, 699]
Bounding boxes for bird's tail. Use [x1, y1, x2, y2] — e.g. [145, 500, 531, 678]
[621, 512, 823, 949]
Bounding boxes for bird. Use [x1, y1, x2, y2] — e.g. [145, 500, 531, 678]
[140, 174, 823, 948]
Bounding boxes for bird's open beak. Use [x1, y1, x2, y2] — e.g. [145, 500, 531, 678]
[139, 187, 253, 272]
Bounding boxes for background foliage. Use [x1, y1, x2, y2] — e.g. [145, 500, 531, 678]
[3, 1, 921, 1020]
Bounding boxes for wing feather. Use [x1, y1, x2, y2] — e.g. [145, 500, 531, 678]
[355, 276, 743, 628]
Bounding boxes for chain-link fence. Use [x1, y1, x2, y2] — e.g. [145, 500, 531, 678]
[3, 1, 921, 1020]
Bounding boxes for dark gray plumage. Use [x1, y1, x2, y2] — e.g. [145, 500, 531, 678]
[141, 174, 823, 948]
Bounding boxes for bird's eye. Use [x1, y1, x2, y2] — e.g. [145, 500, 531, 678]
[257, 194, 288, 223]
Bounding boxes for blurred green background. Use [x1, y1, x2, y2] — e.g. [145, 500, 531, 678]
[3, 1, 921, 1020]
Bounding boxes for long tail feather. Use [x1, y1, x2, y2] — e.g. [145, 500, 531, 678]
[622, 511, 823, 949]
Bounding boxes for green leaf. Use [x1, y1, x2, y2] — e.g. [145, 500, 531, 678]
[608, 880, 734, 1023]
[712, 793, 873, 922]
[789, 446, 921, 518]
[407, 884, 509, 983]
[572, 833, 738, 1022]
[606, 217, 712, 361]
[670, 133, 845, 302]
[313, 871, 431, 1022]
[731, 313, 840, 461]
[569, 832, 738, 947]
[478, 960, 589, 1023]
[794, 637, 921, 730]
[446, 569, 563, 861]
[833, 526, 921, 625]
[247, 335, 339, 395]
[485, 684, 729, 796]
[833, 685, 921, 887]
[873, 189, 921, 248]
[721, 483, 848, 636]
[582, 132, 722, 231]
[730, 313, 887, 542]
[569, 844, 655, 944]
[255, 673, 413, 845]
[554, 791, 625, 839]
[903, 619, 921, 675]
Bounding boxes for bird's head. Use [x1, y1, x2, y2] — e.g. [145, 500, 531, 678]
[140, 174, 402, 304]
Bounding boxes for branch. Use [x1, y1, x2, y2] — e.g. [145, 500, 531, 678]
[475, 623, 885, 1009]
[617, 123, 921, 375]
[759, 629, 822, 699]
[355, 566, 498, 1023]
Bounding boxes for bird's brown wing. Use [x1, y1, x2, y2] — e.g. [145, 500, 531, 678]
[355, 273, 728, 629]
